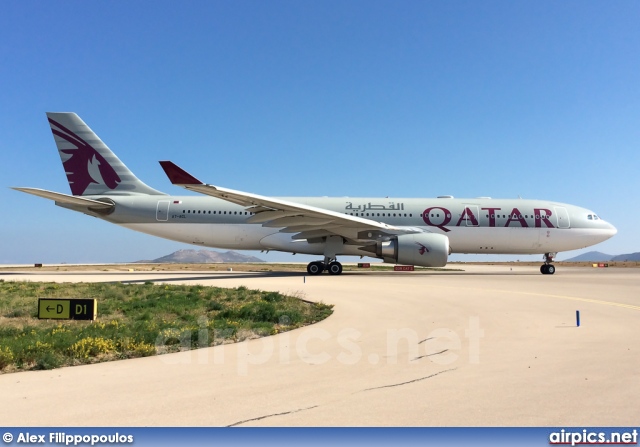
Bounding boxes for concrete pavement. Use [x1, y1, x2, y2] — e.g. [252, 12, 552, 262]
[0, 265, 638, 426]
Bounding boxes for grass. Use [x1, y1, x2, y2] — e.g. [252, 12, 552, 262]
[0, 281, 332, 373]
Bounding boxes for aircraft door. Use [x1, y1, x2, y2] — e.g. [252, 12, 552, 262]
[156, 200, 170, 222]
[554, 207, 570, 228]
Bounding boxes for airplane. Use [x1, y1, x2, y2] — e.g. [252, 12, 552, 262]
[13, 113, 617, 275]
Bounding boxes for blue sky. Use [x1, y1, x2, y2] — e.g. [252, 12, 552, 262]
[1, 1, 638, 264]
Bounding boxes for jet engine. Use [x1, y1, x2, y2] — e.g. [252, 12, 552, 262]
[374, 233, 449, 267]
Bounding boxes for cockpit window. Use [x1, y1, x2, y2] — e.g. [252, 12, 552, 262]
[588, 215, 593, 220]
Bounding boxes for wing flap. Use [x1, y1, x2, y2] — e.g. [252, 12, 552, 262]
[247, 210, 302, 224]
[278, 224, 346, 233]
[262, 216, 336, 228]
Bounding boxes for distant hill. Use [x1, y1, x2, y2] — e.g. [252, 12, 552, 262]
[610, 252, 640, 262]
[563, 251, 613, 262]
[563, 251, 640, 262]
[137, 249, 264, 263]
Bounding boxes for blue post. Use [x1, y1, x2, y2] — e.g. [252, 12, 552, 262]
[576, 310, 580, 327]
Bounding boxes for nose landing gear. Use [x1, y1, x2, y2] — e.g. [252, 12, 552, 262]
[540, 252, 557, 275]
[540, 264, 556, 275]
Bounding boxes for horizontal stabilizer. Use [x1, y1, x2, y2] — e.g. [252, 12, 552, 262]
[12, 187, 114, 210]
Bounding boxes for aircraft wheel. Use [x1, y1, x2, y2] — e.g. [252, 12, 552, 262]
[328, 261, 343, 275]
[307, 262, 324, 275]
[547, 265, 556, 275]
[540, 265, 548, 274]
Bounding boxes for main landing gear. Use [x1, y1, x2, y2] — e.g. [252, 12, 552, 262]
[307, 257, 343, 276]
[540, 252, 557, 275]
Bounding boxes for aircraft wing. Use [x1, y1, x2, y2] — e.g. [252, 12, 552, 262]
[159, 161, 421, 242]
[12, 187, 115, 210]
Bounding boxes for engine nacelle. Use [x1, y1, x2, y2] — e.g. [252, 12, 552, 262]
[376, 233, 449, 267]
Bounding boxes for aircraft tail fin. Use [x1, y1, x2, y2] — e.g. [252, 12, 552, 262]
[46, 112, 164, 196]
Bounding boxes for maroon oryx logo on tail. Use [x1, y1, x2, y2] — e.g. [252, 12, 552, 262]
[416, 242, 429, 255]
[49, 118, 121, 195]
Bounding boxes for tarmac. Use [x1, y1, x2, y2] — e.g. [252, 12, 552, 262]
[0, 265, 638, 426]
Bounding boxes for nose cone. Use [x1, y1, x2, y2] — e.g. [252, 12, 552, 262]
[605, 222, 618, 239]
[593, 220, 618, 244]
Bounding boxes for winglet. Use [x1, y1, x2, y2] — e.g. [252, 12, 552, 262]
[159, 161, 204, 185]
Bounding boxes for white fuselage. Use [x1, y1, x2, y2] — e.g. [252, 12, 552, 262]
[93, 195, 616, 258]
